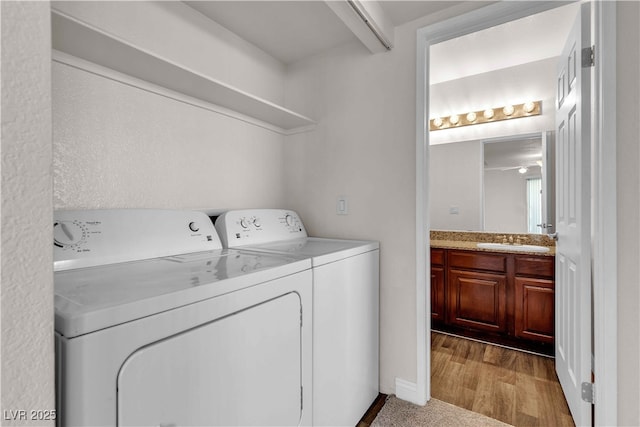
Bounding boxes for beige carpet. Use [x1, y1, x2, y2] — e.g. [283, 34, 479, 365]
[371, 396, 513, 427]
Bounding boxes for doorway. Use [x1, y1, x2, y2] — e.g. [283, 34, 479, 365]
[415, 2, 617, 426]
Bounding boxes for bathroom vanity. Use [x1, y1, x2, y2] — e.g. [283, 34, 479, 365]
[430, 231, 555, 355]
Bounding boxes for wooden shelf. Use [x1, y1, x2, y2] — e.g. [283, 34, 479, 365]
[51, 10, 316, 134]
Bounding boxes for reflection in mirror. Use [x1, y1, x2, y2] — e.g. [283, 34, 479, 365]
[429, 132, 555, 234]
[484, 136, 542, 233]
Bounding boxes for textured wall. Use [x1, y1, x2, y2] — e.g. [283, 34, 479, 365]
[53, 62, 286, 211]
[616, 2, 640, 425]
[52, 1, 289, 212]
[0, 1, 55, 425]
[284, 37, 419, 394]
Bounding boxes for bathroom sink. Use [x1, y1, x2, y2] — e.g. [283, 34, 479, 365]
[476, 242, 550, 253]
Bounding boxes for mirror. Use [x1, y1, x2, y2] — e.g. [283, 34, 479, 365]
[429, 131, 555, 234]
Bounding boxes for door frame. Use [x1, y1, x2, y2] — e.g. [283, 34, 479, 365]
[413, 2, 617, 425]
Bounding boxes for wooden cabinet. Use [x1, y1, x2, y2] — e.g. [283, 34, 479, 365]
[431, 247, 555, 354]
[430, 249, 446, 322]
[448, 269, 507, 333]
[514, 256, 555, 343]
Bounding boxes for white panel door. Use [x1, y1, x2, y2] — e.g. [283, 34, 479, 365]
[118, 292, 302, 427]
[555, 4, 592, 426]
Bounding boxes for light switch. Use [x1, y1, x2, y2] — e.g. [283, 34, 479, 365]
[337, 196, 348, 215]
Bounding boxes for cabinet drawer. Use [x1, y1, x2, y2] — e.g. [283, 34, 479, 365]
[448, 251, 506, 273]
[515, 256, 554, 278]
[430, 248, 444, 266]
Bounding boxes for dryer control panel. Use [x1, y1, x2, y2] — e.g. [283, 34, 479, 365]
[215, 209, 307, 248]
[54, 209, 222, 271]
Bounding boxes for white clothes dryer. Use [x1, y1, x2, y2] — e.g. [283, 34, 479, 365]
[215, 209, 379, 427]
[54, 209, 312, 427]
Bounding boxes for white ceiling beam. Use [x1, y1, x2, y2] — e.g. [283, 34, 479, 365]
[325, 0, 394, 53]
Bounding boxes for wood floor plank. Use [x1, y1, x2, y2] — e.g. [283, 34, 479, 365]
[515, 411, 540, 426]
[492, 379, 517, 424]
[515, 371, 539, 418]
[431, 332, 575, 427]
[461, 359, 481, 390]
[533, 377, 574, 427]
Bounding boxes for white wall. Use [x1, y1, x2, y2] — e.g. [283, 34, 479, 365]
[52, 1, 288, 211]
[430, 58, 557, 146]
[429, 140, 483, 231]
[53, 63, 286, 210]
[0, 1, 55, 425]
[284, 39, 418, 393]
[616, 2, 640, 425]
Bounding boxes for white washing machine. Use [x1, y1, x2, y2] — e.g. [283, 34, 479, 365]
[54, 209, 312, 427]
[215, 209, 379, 427]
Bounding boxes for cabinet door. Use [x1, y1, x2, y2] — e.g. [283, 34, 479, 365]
[514, 277, 555, 343]
[431, 266, 445, 321]
[447, 269, 507, 332]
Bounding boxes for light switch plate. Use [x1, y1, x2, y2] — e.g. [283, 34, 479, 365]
[337, 196, 348, 215]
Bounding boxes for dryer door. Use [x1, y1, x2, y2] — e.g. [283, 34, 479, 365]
[117, 292, 302, 426]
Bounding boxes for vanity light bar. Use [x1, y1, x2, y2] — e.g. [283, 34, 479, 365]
[430, 101, 542, 131]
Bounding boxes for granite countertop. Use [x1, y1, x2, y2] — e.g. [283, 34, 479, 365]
[430, 230, 556, 257]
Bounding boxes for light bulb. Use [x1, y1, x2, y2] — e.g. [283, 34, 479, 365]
[524, 101, 536, 113]
[433, 117, 443, 128]
[518, 166, 528, 174]
[503, 105, 515, 116]
[449, 114, 460, 125]
[483, 109, 494, 120]
[466, 112, 477, 122]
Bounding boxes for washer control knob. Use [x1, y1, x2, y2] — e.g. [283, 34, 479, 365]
[240, 218, 249, 229]
[285, 214, 294, 227]
[53, 221, 83, 247]
[252, 218, 261, 228]
[188, 221, 200, 232]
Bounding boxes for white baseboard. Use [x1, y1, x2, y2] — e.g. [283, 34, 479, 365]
[395, 378, 427, 406]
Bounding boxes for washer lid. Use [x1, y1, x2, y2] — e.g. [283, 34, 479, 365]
[240, 237, 379, 266]
[54, 249, 310, 338]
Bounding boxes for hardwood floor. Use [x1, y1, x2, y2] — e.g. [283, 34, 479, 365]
[431, 332, 575, 427]
[357, 393, 388, 427]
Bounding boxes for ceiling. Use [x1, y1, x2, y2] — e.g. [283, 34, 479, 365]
[430, 2, 579, 84]
[185, 1, 578, 72]
[185, 1, 355, 64]
[484, 136, 543, 171]
[185, 1, 469, 64]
